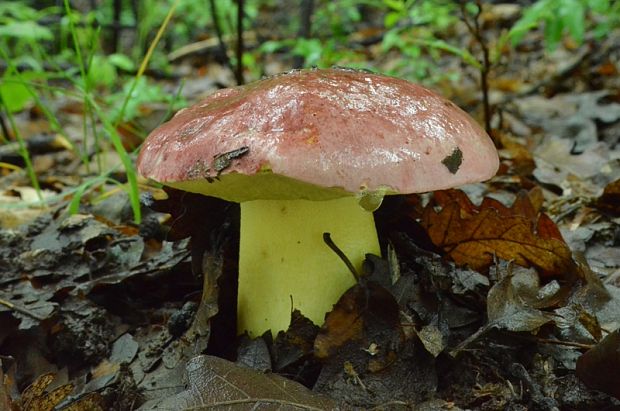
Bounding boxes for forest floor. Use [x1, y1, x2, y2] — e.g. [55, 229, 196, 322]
[1, 3, 620, 410]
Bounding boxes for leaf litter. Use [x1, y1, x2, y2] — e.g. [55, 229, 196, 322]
[2, 4, 620, 410]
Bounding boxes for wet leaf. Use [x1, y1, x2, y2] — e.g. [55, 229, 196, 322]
[487, 270, 554, 333]
[451, 267, 556, 356]
[576, 329, 620, 400]
[0, 280, 56, 330]
[314, 281, 402, 361]
[421, 190, 576, 277]
[153, 355, 337, 410]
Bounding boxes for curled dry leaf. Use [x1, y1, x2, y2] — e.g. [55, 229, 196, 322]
[421, 189, 576, 277]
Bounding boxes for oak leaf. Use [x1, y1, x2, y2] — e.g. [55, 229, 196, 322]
[421, 190, 575, 277]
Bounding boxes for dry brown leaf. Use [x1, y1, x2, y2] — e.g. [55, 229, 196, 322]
[17, 373, 103, 411]
[596, 178, 620, 216]
[421, 190, 575, 277]
[152, 355, 338, 410]
[497, 132, 536, 176]
[314, 281, 402, 361]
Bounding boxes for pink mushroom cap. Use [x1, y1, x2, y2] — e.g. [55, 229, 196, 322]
[137, 68, 499, 201]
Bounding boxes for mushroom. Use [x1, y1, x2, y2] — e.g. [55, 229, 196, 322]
[137, 68, 499, 337]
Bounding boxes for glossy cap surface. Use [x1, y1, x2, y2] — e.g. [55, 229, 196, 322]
[137, 68, 499, 201]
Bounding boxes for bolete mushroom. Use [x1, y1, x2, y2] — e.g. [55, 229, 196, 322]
[137, 68, 499, 337]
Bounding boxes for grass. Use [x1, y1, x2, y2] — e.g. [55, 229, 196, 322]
[0, 0, 183, 223]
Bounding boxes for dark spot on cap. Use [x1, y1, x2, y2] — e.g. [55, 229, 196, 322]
[441, 147, 463, 174]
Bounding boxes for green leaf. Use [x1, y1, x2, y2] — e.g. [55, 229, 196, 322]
[382, 0, 405, 12]
[87, 55, 118, 88]
[0, 81, 32, 113]
[543, 14, 564, 50]
[508, 0, 553, 46]
[381, 29, 406, 51]
[68, 183, 89, 215]
[0, 72, 42, 113]
[0, 21, 53, 41]
[587, 0, 610, 13]
[415, 38, 482, 69]
[108, 53, 136, 72]
[291, 38, 323, 66]
[384, 11, 402, 29]
[560, 0, 585, 45]
[258, 40, 288, 54]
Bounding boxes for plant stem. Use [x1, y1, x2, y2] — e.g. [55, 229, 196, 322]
[293, 0, 315, 69]
[112, 0, 122, 52]
[208, 0, 234, 72]
[460, 1, 494, 144]
[0, 109, 10, 143]
[116, 0, 179, 125]
[235, 0, 245, 85]
[3, 100, 43, 203]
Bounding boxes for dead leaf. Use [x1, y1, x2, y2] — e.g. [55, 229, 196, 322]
[18, 372, 103, 411]
[314, 281, 402, 361]
[417, 325, 445, 357]
[451, 267, 556, 356]
[576, 329, 620, 400]
[486, 269, 554, 333]
[152, 355, 338, 410]
[534, 138, 609, 190]
[596, 178, 620, 216]
[497, 132, 537, 176]
[272, 309, 319, 372]
[0, 280, 56, 330]
[420, 190, 576, 277]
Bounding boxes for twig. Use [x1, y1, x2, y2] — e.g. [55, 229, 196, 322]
[532, 337, 594, 350]
[323, 232, 360, 282]
[235, 0, 245, 85]
[112, 0, 121, 52]
[208, 0, 234, 72]
[0, 298, 46, 321]
[293, 0, 315, 69]
[459, 1, 493, 142]
[167, 31, 257, 62]
[0, 102, 10, 142]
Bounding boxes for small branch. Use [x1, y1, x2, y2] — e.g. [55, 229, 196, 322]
[0, 298, 46, 321]
[293, 0, 315, 69]
[323, 232, 360, 282]
[0, 109, 10, 143]
[112, 0, 122, 52]
[235, 0, 245, 85]
[208, 0, 234, 72]
[532, 337, 594, 350]
[460, 1, 494, 143]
